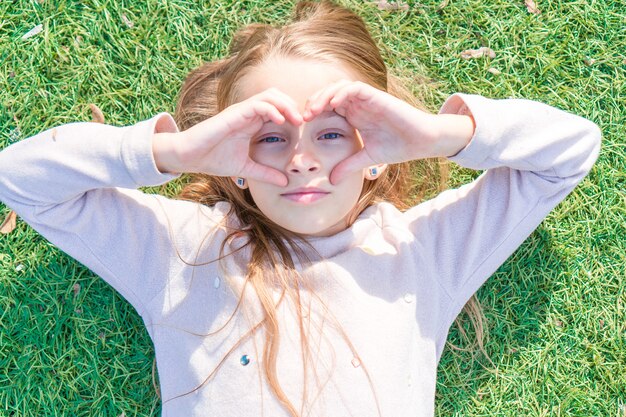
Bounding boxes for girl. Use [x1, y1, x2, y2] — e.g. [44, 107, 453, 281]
[0, 1, 601, 416]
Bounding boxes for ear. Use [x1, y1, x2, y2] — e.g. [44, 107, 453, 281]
[231, 176, 249, 189]
[364, 164, 388, 180]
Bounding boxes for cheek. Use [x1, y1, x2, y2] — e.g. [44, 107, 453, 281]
[340, 171, 366, 203]
[321, 140, 363, 166]
[247, 181, 273, 206]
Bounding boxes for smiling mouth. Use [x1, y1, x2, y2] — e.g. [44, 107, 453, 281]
[280, 191, 330, 204]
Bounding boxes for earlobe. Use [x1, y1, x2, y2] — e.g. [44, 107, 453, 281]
[364, 164, 388, 180]
[231, 176, 249, 189]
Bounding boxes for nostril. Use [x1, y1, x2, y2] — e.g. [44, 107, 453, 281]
[308, 167, 318, 172]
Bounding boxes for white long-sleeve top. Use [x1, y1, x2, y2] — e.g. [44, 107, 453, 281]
[0, 93, 601, 417]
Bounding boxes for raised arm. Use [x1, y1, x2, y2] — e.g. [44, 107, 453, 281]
[404, 94, 602, 355]
[0, 113, 200, 318]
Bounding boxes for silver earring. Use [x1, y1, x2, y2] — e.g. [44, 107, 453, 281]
[236, 177, 246, 188]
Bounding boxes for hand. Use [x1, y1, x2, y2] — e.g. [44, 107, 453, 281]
[303, 80, 471, 184]
[167, 88, 303, 186]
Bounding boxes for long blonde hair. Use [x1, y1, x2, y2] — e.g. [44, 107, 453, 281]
[166, 1, 485, 415]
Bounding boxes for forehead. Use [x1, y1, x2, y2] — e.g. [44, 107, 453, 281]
[237, 56, 358, 111]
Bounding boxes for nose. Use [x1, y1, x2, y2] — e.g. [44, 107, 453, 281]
[286, 145, 321, 174]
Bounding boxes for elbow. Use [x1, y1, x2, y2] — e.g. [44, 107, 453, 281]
[549, 118, 602, 186]
[590, 122, 602, 155]
[584, 121, 602, 173]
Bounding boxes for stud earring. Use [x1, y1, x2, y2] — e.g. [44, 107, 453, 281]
[236, 177, 246, 188]
[368, 167, 378, 178]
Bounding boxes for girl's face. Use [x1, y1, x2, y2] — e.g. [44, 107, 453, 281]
[237, 56, 367, 237]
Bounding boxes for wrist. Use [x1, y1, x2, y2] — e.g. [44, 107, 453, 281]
[152, 132, 183, 174]
[432, 113, 475, 158]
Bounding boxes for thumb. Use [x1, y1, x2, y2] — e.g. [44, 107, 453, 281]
[241, 160, 289, 187]
[329, 150, 375, 185]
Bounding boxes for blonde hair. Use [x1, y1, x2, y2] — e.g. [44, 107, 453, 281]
[165, 1, 486, 415]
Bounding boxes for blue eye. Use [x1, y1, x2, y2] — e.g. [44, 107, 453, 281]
[260, 136, 284, 143]
[320, 132, 342, 140]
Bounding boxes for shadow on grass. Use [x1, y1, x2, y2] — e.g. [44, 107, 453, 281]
[0, 225, 161, 417]
[435, 223, 564, 415]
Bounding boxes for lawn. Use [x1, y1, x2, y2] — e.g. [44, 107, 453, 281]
[0, 0, 624, 416]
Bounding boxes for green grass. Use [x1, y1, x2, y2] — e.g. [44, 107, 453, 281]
[1, 0, 624, 416]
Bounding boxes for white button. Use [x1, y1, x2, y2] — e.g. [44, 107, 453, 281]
[213, 276, 221, 289]
[403, 293, 413, 303]
[351, 357, 361, 368]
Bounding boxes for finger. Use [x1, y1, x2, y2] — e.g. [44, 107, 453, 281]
[329, 82, 374, 111]
[261, 88, 303, 126]
[240, 100, 286, 126]
[303, 86, 332, 118]
[303, 92, 322, 121]
[310, 80, 351, 112]
[329, 149, 376, 185]
[242, 159, 289, 187]
[304, 80, 353, 121]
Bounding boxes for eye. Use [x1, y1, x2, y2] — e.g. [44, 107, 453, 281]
[319, 132, 343, 140]
[259, 136, 285, 144]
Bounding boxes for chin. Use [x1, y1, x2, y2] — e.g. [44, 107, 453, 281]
[281, 220, 347, 238]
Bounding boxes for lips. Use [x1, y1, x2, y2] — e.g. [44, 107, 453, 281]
[280, 187, 330, 204]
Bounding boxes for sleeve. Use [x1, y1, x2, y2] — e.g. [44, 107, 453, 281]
[0, 113, 204, 319]
[403, 94, 602, 354]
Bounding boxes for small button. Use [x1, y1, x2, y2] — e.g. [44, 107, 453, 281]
[403, 293, 413, 303]
[213, 277, 220, 289]
[351, 357, 361, 368]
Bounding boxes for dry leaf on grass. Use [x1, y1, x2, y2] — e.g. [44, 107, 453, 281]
[460, 47, 496, 59]
[0, 211, 17, 234]
[21, 24, 43, 40]
[583, 58, 596, 66]
[488, 67, 501, 74]
[90, 104, 105, 123]
[373, 0, 409, 11]
[121, 14, 134, 28]
[525, 0, 541, 15]
[437, 0, 450, 11]
[58, 46, 70, 63]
